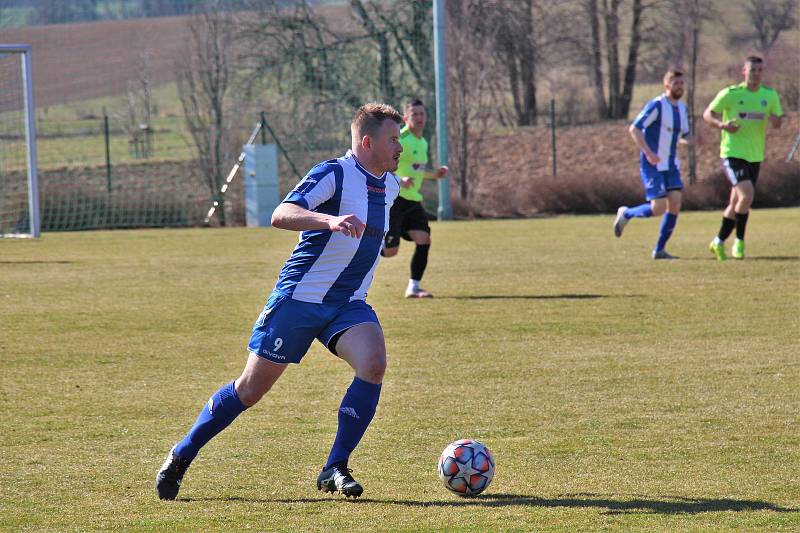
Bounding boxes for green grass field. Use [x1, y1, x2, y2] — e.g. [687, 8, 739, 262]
[1, 210, 799, 531]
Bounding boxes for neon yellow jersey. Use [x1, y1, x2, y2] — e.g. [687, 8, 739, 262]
[396, 125, 429, 202]
[709, 83, 783, 162]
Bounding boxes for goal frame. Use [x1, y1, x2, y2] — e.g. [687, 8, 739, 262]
[1, 44, 40, 238]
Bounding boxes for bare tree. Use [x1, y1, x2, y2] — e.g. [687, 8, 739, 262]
[746, 0, 798, 54]
[237, 1, 369, 110]
[177, 3, 236, 226]
[348, 0, 437, 105]
[582, 0, 647, 119]
[350, 0, 395, 102]
[585, 0, 608, 118]
[478, 0, 540, 126]
[447, 1, 498, 201]
[687, 0, 702, 184]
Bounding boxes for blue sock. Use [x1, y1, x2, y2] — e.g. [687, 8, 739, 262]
[174, 381, 248, 461]
[655, 213, 678, 252]
[325, 377, 382, 468]
[625, 203, 653, 219]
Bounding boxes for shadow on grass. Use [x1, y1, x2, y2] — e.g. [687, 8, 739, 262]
[680, 256, 799, 262]
[440, 294, 644, 301]
[184, 493, 797, 514]
[748, 256, 799, 261]
[0, 260, 73, 264]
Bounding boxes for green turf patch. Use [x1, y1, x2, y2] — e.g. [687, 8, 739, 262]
[1, 210, 798, 531]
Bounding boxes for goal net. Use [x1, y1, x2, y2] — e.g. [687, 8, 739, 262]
[0, 45, 40, 238]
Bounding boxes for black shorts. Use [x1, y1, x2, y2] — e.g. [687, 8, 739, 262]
[722, 158, 761, 186]
[384, 197, 430, 249]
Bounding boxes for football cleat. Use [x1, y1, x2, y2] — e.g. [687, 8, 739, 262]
[156, 446, 192, 500]
[652, 249, 678, 260]
[405, 287, 433, 298]
[709, 240, 727, 261]
[732, 239, 745, 259]
[613, 206, 629, 237]
[317, 461, 363, 498]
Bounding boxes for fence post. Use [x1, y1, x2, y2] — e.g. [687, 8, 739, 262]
[550, 99, 557, 179]
[103, 110, 111, 193]
[433, 0, 452, 220]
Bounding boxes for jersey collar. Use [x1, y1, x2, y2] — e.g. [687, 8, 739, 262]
[344, 150, 386, 180]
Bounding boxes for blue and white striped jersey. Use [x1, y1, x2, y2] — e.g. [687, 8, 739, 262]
[272, 150, 401, 305]
[632, 95, 690, 172]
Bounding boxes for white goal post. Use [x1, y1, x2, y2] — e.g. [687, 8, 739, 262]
[0, 44, 40, 238]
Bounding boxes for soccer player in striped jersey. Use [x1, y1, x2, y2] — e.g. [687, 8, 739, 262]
[614, 68, 692, 259]
[703, 56, 784, 261]
[156, 103, 403, 500]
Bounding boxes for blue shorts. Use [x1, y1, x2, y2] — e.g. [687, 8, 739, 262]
[247, 292, 380, 364]
[640, 166, 683, 201]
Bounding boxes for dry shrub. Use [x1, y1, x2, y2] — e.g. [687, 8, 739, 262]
[455, 161, 799, 218]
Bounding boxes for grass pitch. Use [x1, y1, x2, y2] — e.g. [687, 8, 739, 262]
[1, 209, 799, 532]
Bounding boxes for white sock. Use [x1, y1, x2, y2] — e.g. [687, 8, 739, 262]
[408, 279, 420, 291]
[713, 237, 724, 245]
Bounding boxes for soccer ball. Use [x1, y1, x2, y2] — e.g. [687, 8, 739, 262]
[437, 439, 495, 496]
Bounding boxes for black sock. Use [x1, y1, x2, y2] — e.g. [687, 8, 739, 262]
[717, 217, 736, 241]
[410, 244, 430, 282]
[735, 212, 749, 240]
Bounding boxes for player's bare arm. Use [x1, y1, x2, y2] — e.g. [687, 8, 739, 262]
[400, 167, 448, 186]
[272, 202, 365, 238]
[769, 114, 783, 129]
[628, 124, 660, 165]
[424, 166, 449, 180]
[702, 106, 740, 133]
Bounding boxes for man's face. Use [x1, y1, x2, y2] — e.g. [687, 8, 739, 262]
[743, 61, 763, 86]
[367, 120, 403, 173]
[666, 76, 684, 100]
[405, 104, 426, 130]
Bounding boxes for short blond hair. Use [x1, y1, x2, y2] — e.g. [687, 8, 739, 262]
[351, 103, 402, 140]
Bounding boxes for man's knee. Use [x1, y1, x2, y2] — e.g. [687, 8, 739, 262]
[413, 232, 431, 245]
[235, 377, 268, 407]
[235, 357, 285, 406]
[357, 351, 387, 384]
[651, 200, 667, 216]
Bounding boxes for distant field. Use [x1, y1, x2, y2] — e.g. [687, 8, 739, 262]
[1, 16, 191, 108]
[1, 210, 798, 531]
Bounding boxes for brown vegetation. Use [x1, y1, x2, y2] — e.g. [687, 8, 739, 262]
[462, 112, 799, 217]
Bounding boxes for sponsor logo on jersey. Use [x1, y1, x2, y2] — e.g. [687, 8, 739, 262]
[738, 112, 765, 120]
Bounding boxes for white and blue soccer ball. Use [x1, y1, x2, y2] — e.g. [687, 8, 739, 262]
[437, 439, 495, 496]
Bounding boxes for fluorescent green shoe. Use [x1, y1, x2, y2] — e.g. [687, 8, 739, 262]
[709, 240, 727, 261]
[732, 239, 745, 260]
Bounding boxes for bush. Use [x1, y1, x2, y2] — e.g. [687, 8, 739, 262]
[452, 161, 799, 218]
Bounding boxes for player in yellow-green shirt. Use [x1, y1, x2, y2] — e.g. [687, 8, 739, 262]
[703, 56, 784, 261]
[382, 99, 448, 298]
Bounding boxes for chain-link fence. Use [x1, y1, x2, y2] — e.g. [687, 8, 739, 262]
[1, 0, 798, 231]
